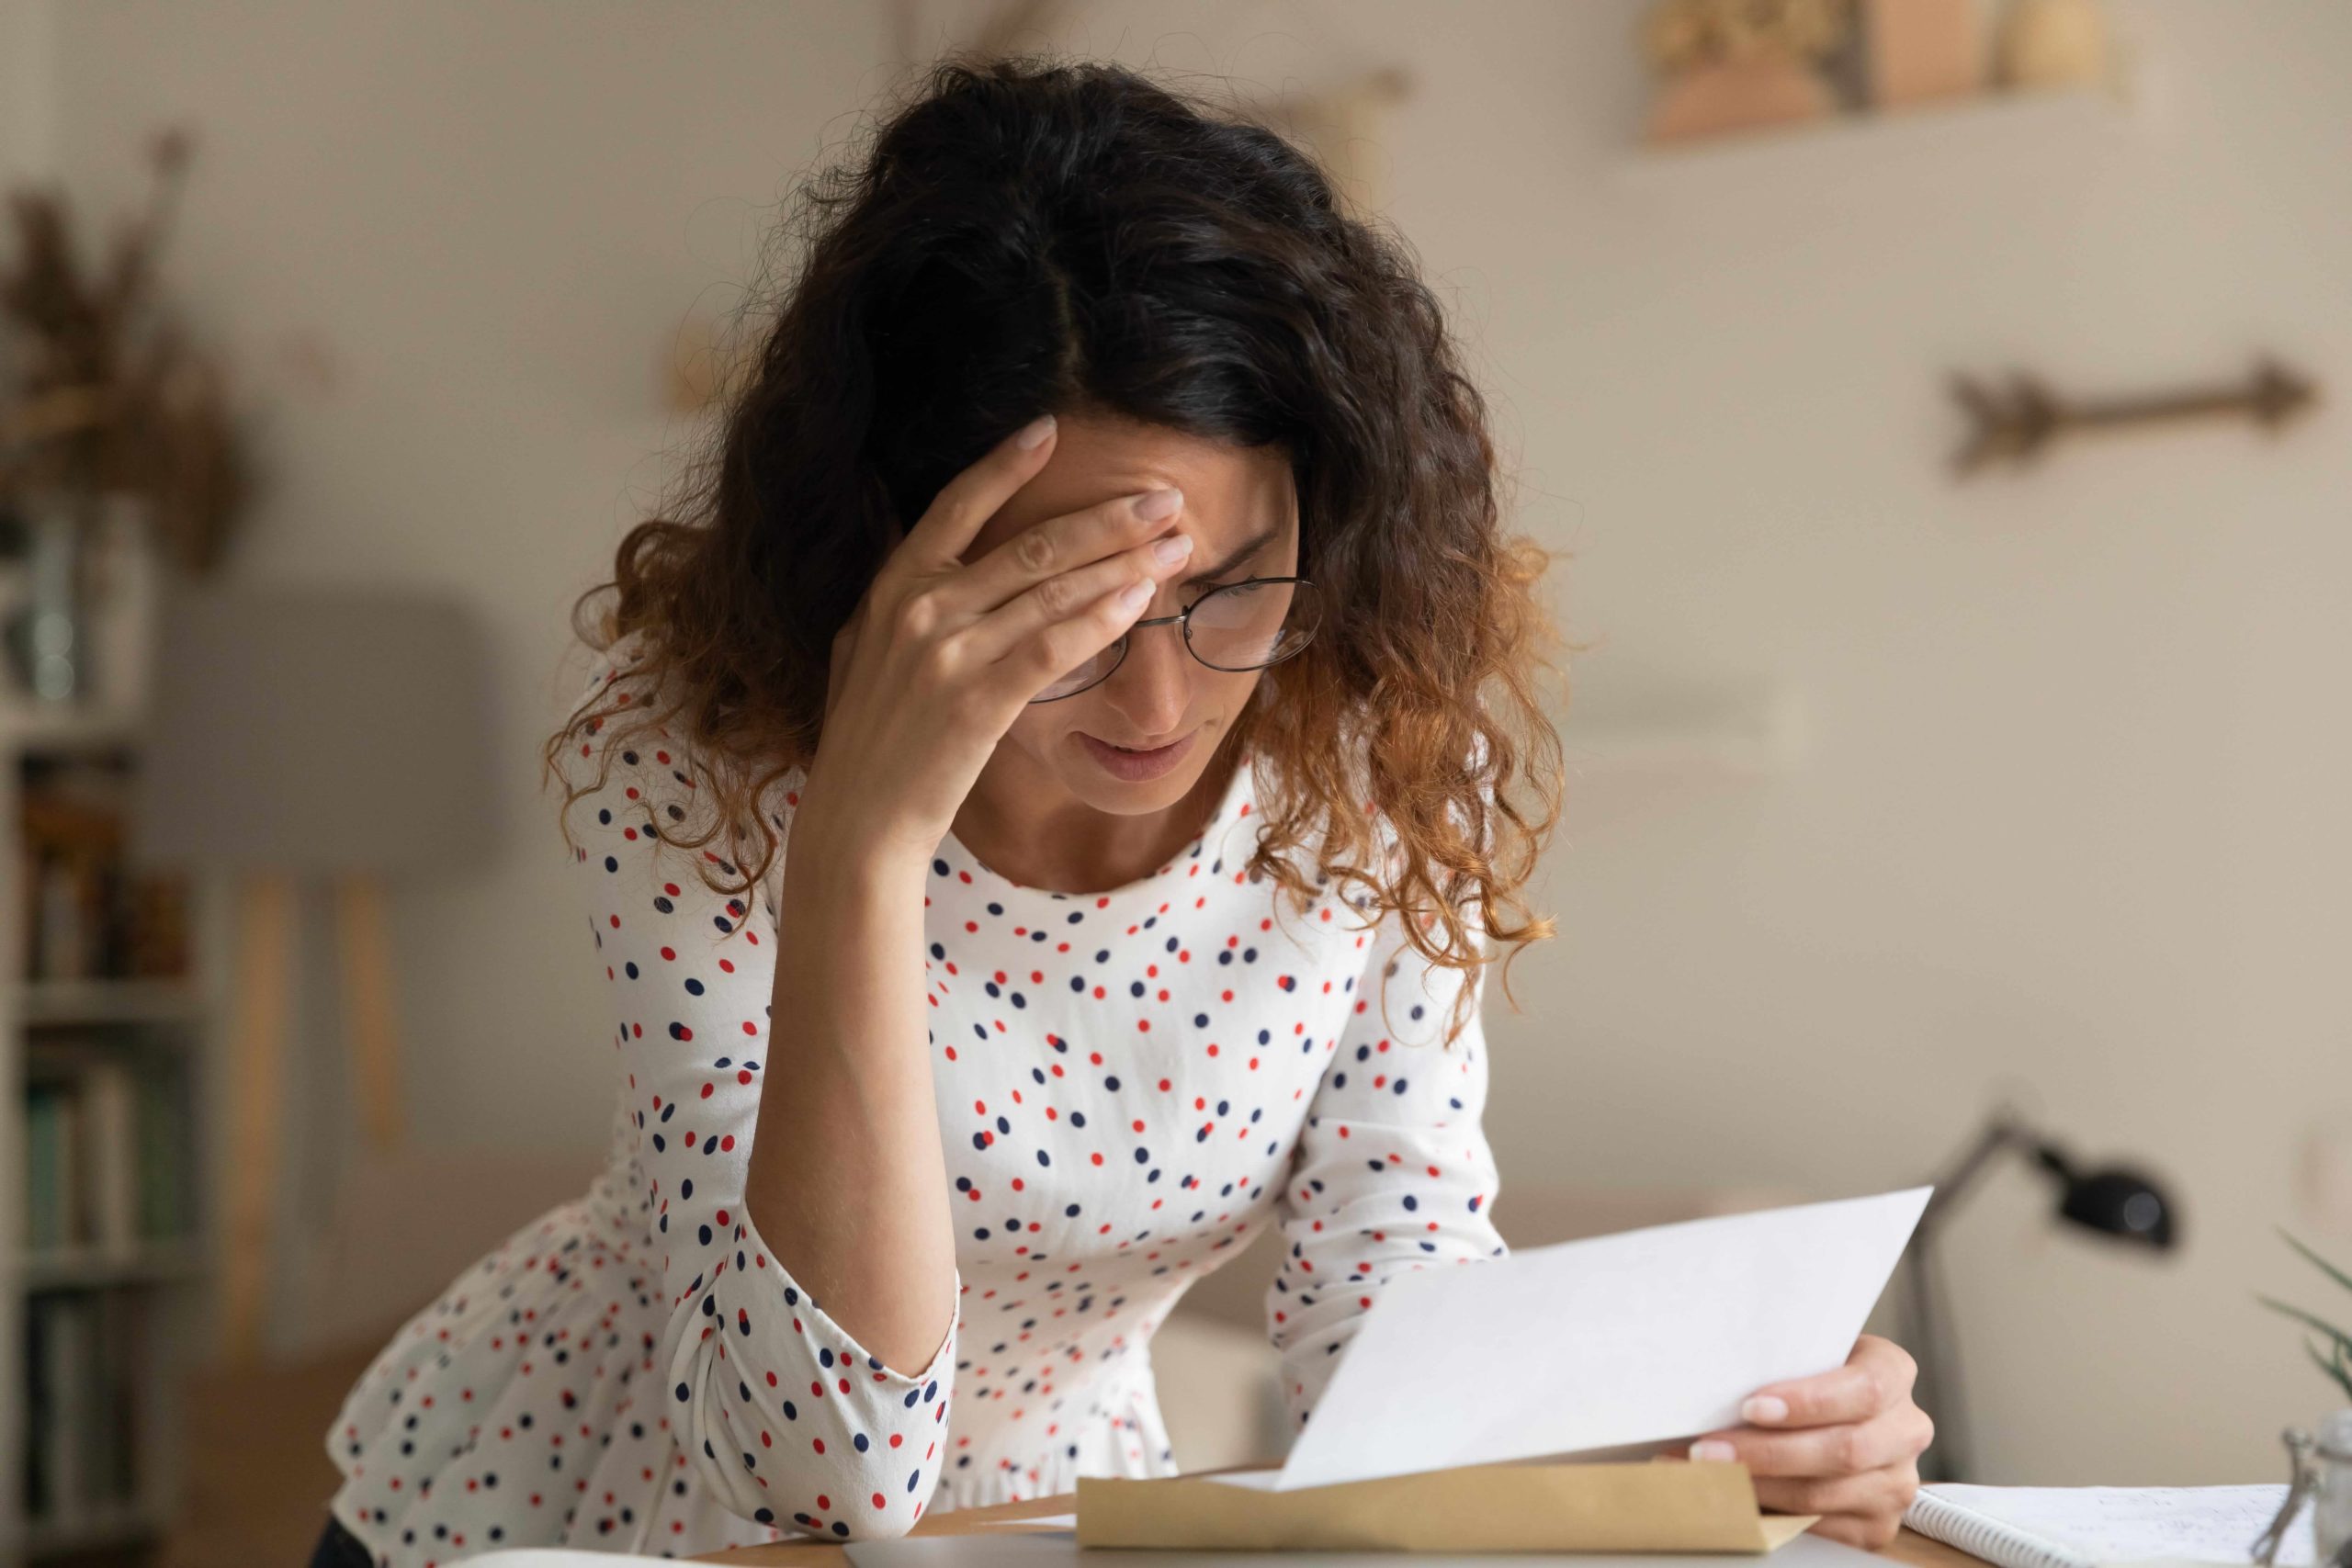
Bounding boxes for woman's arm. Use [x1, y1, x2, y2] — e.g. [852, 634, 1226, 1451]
[1264, 890, 1510, 1433]
[560, 683, 955, 1541]
[744, 807, 957, 1383]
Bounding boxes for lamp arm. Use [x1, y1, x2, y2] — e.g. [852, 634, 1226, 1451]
[1917, 1111, 2032, 1235]
[1905, 1106, 2037, 1484]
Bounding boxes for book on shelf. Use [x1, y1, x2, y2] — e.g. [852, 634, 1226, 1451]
[19, 1051, 192, 1257]
[24, 1083, 71, 1250]
[21, 1288, 145, 1522]
[19, 753, 191, 985]
[82, 1059, 139, 1248]
[135, 1066, 187, 1241]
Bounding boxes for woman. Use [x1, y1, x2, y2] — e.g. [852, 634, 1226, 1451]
[313, 54, 1930, 1566]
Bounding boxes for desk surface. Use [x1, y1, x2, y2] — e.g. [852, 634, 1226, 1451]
[693, 1491, 1986, 1568]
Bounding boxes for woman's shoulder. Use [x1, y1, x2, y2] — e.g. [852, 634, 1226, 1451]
[555, 629, 659, 759]
[567, 625, 663, 717]
[553, 635, 686, 806]
[554, 632, 811, 864]
[561, 626, 799, 759]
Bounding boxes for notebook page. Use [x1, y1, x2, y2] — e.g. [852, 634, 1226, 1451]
[1905, 1483, 2313, 1568]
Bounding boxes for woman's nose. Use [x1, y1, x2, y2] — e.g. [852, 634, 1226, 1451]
[1104, 615, 1195, 713]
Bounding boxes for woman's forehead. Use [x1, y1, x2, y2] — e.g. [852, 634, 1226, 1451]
[983, 413, 1296, 541]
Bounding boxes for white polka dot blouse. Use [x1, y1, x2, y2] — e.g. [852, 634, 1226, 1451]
[322, 637, 1509, 1562]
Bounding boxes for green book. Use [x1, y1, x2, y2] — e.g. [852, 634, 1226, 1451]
[133, 1081, 183, 1241]
[25, 1086, 63, 1252]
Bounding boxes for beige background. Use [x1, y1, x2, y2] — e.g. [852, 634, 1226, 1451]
[7, 0, 2349, 1490]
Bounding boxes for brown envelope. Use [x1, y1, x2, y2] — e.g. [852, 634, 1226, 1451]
[1075, 1460, 1821, 1553]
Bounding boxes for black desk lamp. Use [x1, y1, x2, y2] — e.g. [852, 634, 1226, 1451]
[1903, 1106, 2180, 1483]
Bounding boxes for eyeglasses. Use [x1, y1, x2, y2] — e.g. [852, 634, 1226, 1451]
[1028, 575, 1324, 703]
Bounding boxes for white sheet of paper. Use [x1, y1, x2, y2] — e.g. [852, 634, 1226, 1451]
[1262, 1184, 1931, 1491]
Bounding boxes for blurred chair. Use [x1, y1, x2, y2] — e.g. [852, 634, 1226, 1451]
[124, 579, 498, 1365]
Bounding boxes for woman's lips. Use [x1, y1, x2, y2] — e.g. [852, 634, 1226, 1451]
[1079, 728, 1196, 780]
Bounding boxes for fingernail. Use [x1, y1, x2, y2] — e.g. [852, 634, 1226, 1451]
[1690, 1440, 1736, 1462]
[1014, 414, 1056, 449]
[1134, 488, 1182, 521]
[1743, 1395, 1789, 1424]
[1153, 534, 1193, 564]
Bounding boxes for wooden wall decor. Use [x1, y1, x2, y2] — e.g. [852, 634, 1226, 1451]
[1641, 0, 1850, 144]
[1949, 356, 2320, 477]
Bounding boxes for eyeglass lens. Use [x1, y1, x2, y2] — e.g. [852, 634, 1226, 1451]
[1030, 578, 1322, 703]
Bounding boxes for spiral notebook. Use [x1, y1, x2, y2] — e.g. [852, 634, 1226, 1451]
[1903, 1483, 2315, 1568]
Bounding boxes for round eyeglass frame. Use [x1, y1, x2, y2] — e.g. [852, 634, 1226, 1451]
[1026, 575, 1321, 704]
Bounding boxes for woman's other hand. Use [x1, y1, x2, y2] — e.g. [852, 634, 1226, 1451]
[1682, 1334, 1935, 1551]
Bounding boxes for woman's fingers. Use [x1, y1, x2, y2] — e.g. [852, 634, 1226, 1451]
[955, 484, 1187, 619]
[1742, 1334, 1917, 1431]
[1802, 1503, 1913, 1552]
[1688, 1337, 1932, 1557]
[1690, 1402, 1933, 1478]
[1753, 1463, 1905, 1517]
[970, 556, 1170, 708]
[1019, 570, 1160, 689]
[902, 413, 1061, 569]
[957, 527, 1190, 673]
[1752, 1460, 1921, 1549]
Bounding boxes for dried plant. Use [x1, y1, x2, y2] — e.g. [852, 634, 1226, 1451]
[2260, 1228, 2352, 1404]
[0, 127, 250, 573]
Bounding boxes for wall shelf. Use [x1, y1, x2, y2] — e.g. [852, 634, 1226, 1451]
[18, 1242, 208, 1292]
[14, 978, 204, 1029]
[0, 703, 141, 758]
[1613, 77, 2151, 193]
[21, 1496, 167, 1558]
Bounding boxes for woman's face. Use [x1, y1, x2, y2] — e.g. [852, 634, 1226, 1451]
[959, 409, 1300, 822]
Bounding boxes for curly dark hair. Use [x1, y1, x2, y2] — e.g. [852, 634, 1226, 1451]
[546, 52, 1567, 1048]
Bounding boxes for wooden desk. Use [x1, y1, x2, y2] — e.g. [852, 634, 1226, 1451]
[695, 1491, 1985, 1568]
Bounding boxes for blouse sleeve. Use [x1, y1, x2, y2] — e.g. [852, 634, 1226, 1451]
[558, 659, 957, 1540]
[1262, 883, 1511, 1436]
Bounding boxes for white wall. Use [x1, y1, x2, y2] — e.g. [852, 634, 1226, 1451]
[0, 3, 54, 192]
[31, 0, 2352, 1485]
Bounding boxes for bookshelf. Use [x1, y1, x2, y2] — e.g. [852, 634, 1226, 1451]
[0, 526, 207, 1562]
